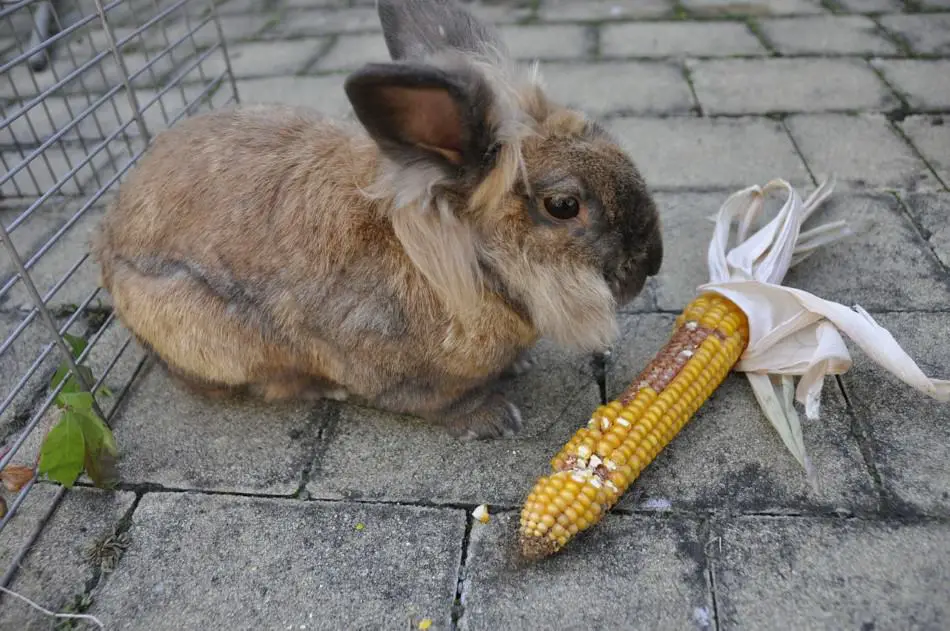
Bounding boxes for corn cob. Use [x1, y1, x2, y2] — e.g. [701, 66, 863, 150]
[519, 292, 750, 559]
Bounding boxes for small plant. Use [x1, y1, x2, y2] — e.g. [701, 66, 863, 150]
[35, 333, 119, 490]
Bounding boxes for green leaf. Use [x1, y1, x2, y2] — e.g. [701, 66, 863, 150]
[38, 412, 85, 488]
[62, 333, 87, 358]
[58, 391, 96, 412]
[72, 410, 119, 488]
[75, 409, 119, 489]
[97, 384, 113, 398]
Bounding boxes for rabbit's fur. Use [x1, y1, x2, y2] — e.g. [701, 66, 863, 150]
[93, 0, 663, 440]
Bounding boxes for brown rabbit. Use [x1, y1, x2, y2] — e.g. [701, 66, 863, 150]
[93, 0, 663, 440]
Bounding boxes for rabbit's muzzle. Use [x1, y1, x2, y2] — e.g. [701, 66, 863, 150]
[605, 221, 663, 307]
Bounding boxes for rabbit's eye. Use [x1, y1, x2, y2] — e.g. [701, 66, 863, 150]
[543, 196, 580, 220]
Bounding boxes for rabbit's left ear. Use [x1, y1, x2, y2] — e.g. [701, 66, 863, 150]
[344, 61, 497, 175]
[376, 0, 509, 62]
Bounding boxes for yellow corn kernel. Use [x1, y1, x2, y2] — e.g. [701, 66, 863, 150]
[518, 292, 750, 559]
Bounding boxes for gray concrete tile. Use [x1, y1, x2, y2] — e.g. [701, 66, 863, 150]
[842, 312, 950, 516]
[264, 7, 382, 37]
[538, 61, 695, 116]
[606, 313, 877, 514]
[689, 58, 898, 114]
[606, 116, 811, 191]
[307, 339, 600, 506]
[900, 191, 950, 268]
[0, 315, 143, 470]
[538, 0, 673, 21]
[0, 310, 73, 444]
[459, 511, 712, 630]
[106, 363, 322, 494]
[498, 24, 590, 60]
[313, 32, 391, 71]
[2, 201, 115, 310]
[758, 15, 900, 55]
[836, 0, 905, 11]
[878, 13, 950, 54]
[142, 14, 279, 51]
[872, 59, 950, 111]
[0, 486, 135, 631]
[235, 75, 353, 118]
[786, 113, 941, 191]
[87, 493, 465, 630]
[205, 38, 325, 78]
[461, 0, 535, 24]
[649, 190, 950, 312]
[1, 138, 135, 200]
[601, 20, 766, 58]
[899, 114, 950, 188]
[713, 516, 950, 629]
[681, 0, 827, 15]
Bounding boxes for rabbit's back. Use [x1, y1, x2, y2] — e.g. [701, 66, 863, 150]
[98, 105, 378, 287]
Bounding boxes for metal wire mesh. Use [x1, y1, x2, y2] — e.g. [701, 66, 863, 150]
[0, 0, 239, 588]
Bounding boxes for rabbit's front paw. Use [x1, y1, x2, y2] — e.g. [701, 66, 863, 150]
[445, 392, 523, 441]
[501, 350, 535, 379]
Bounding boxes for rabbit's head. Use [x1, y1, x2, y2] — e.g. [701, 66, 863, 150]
[345, 0, 662, 352]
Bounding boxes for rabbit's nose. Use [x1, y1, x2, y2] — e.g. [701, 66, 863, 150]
[645, 223, 663, 277]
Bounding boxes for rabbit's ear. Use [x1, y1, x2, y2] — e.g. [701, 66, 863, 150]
[376, 0, 508, 61]
[345, 61, 496, 173]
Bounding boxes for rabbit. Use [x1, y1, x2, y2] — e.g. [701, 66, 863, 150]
[92, 0, 663, 440]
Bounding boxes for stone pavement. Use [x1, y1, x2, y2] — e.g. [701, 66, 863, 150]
[2, 0, 950, 629]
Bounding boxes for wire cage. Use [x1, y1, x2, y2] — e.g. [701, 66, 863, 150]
[0, 0, 239, 591]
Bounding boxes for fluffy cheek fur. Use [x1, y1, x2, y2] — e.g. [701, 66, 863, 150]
[479, 214, 620, 353]
[507, 260, 618, 352]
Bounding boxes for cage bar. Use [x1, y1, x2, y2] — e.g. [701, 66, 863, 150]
[0, 0, 240, 592]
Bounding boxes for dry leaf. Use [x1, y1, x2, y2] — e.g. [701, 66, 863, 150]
[1, 464, 35, 493]
[0, 496, 6, 519]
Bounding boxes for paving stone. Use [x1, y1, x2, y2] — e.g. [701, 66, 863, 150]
[878, 13, 950, 54]
[106, 362, 322, 494]
[606, 313, 877, 514]
[313, 32, 391, 71]
[920, 0, 950, 8]
[786, 113, 941, 191]
[835, 0, 905, 11]
[460, 511, 712, 630]
[538, 0, 674, 21]
[689, 58, 898, 114]
[606, 116, 811, 190]
[900, 191, 950, 269]
[649, 190, 950, 312]
[235, 74, 353, 117]
[681, 0, 827, 15]
[0, 310, 77, 435]
[899, 114, 950, 187]
[205, 38, 325, 77]
[872, 59, 950, 111]
[841, 312, 950, 515]
[87, 493, 465, 630]
[0, 316, 144, 472]
[758, 15, 899, 55]
[0, 486, 135, 631]
[307, 338, 600, 506]
[601, 20, 766, 58]
[0, 144, 122, 212]
[538, 61, 695, 116]
[2, 200, 118, 311]
[141, 14, 279, 51]
[264, 7, 382, 37]
[460, 0, 536, 24]
[0, 47, 180, 100]
[498, 24, 590, 61]
[713, 516, 950, 629]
